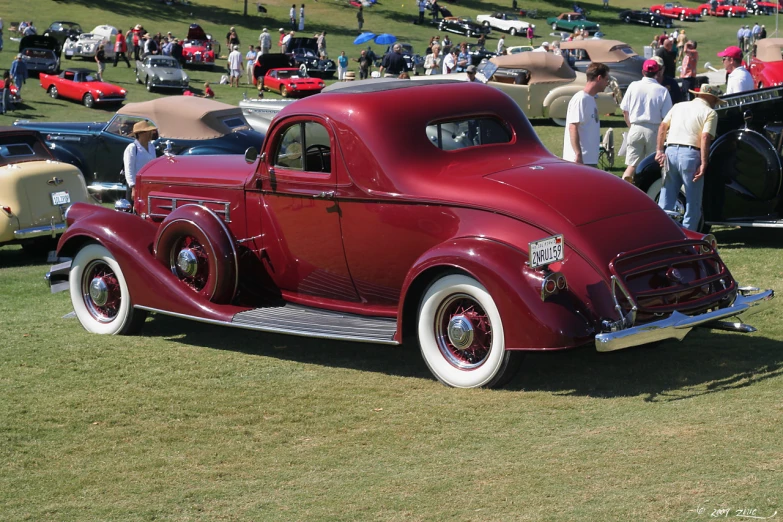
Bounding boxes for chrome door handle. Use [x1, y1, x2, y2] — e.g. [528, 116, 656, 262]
[313, 191, 335, 199]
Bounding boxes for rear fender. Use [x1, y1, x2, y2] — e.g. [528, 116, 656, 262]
[398, 237, 595, 351]
[57, 204, 238, 322]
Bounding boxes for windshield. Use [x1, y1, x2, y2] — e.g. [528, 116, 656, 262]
[151, 58, 178, 68]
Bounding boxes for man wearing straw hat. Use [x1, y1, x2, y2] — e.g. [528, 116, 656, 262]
[654, 84, 725, 231]
[122, 121, 158, 207]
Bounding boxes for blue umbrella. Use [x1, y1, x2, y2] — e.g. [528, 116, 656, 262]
[374, 33, 397, 45]
[353, 32, 376, 45]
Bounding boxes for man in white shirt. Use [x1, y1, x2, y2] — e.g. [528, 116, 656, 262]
[563, 62, 610, 166]
[655, 84, 723, 230]
[497, 35, 505, 55]
[245, 45, 257, 85]
[532, 41, 550, 53]
[227, 45, 243, 87]
[718, 45, 753, 94]
[620, 59, 672, 183]
[442, 49, 456, 74]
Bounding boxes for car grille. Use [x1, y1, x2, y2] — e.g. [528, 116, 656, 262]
[609, 239, 737, 323]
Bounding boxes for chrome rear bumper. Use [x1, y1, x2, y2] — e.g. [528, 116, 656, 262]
[14, 223, 66, 240]
[595, 287, 775, 352]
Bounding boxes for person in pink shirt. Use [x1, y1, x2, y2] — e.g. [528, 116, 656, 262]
[680, 40, 698, 101]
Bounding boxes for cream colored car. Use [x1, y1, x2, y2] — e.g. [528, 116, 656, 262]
[482, 53, 620, 125]
[405, 52, 620, 125]
[0, 129, 97, 254]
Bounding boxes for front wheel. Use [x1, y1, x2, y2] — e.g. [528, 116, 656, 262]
[146, 76, 153, 92]
[680, 12, 685, 20]
[552, 22, 558, 30]
[280, 85, 288, 97]
[83, 92, 94, 108]
[551, 117, 567, 126]
[70, 243, 147, 335]
[702, 8, 708, 15]
[418, 274, 523, 388]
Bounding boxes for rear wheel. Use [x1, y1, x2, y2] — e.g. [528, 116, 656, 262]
[83, 93, 94, 108]
[552, 22, 558, 30]
[70, 243, 147, 335]
[510, 27, 518, 36]
[418, 274, 522, 389]
[146, 76, 153, 92]
[551, 117, 567, 126]
[702, 8, 708, 15]
[48, 85, 59, 99]
[679, 12, 686, 20]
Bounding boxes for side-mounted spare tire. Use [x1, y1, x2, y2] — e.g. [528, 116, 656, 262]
[154, 204, 238, 304]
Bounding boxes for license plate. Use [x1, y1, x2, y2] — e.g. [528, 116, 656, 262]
[51, 191, 70, 205]
[65, 50, 73, 56]
[529, 234, 564, 269]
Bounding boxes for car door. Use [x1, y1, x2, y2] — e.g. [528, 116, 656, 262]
[92, 114, 147, 187]
[60, 70, 77, 99]
[254, 117, 359, 301]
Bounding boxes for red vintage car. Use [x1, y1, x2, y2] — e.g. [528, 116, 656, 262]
[650, 2, 702, 20]
[46, 81, 774, 389]
[40, 68, 126, 108]
[697, 0, 748, 16]
[182, 23, 219, 67]
[750, 38, 783, 88]
[262, 68, 325, 97]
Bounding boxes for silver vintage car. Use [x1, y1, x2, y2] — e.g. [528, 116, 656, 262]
[135, 55, 190, 92]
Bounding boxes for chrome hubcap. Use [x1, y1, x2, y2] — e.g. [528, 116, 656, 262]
[89, 277, 109, 306]
[176, 248, 199, 277]
[447, 315, 474, 349]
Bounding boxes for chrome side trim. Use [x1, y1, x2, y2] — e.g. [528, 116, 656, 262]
[134, 305, 401, 345]
[14, 223, 66, 240]
[88, 182, 126, 193]
[595, 288, 774, 352]
[147, 195, 232, 223]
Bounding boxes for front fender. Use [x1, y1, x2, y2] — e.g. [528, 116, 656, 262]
[57, 204, 239, 322]
[398, 237, 595, 351]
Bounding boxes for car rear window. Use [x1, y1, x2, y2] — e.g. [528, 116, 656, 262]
[426, 117, 512, 151]
[0, 135, 53, 166]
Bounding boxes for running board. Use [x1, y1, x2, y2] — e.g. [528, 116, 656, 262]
[706, 219, 783, 228]
[136, 304, 399, 345]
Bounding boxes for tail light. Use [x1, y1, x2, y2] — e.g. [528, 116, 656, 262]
[541, 271, 568, 301]
[1, 206, 12, 216]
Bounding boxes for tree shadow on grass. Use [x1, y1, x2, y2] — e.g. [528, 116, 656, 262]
[711, 226, 783, 251]
[0, 245, 49, 268]
[140, 312, 783, 401]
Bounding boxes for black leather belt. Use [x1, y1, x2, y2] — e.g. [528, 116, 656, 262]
[668, 144, 700, 151]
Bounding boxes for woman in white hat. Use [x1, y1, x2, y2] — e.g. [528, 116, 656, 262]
[123, 121, 158, 206]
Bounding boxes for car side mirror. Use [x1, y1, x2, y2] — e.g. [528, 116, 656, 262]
[244, 147, 259, 164]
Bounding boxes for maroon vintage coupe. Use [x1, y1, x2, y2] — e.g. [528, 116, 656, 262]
[47, 81, 774, 388]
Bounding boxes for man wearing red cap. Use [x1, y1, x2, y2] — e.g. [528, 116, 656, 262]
[718, 45, 753, 95]
[620, 59, 672, 183]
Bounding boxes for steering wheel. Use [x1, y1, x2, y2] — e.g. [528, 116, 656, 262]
[305, 144, 330, 172]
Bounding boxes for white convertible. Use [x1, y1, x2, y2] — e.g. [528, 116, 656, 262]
[476, 12, 534, 36]
[63, 25, 117, 60]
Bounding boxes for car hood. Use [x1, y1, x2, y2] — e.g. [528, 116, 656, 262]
[14, 120, 108, 134]
[147, 67, 186, 80]
[20, 35, 61, 52]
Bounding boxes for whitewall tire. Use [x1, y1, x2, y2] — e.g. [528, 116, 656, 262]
[417, 274, 521, 388]
[70, 243, 146, 335]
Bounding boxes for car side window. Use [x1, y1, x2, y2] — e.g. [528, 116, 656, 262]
[275, 124, 304, 171]
[105, 116, 152, 138]
[426, 117, 512, 151]
[274, 121, 332, 173]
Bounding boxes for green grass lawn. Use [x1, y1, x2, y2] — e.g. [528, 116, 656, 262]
[2, 0, 783, 520]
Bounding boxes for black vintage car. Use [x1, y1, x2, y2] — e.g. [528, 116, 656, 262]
[636, 86, 783, 230]
[14, 97, 264, 200]
[618, 9, 673, 28]
[43, 21, 84, 46]
[286, 37, 337, 79]
[435, 16, 492, 38]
